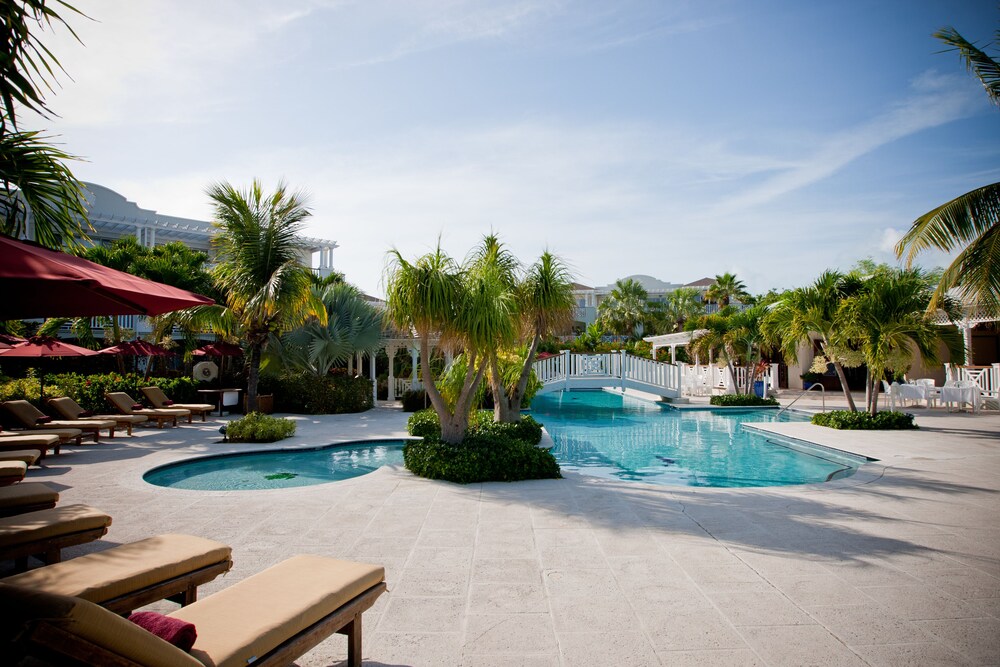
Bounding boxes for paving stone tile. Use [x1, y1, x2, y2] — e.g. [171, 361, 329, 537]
[469, 581, 548, 613]
[701, 582, 816, 626]
[654, 649, 765, 666]
[740, 624, 868, 666]
[850, 642, 974, 666]
[913, 617, 1000, 664]
[378, 597, 465, 632]
[861, 585, 982, 621]
[416, 528, 478, 548]
[768, 574, 873, 607]
[460, 654, 560, 667]
[367, 631, 463, 666]
[392, 567, 469, 597]
[538, 546, 606, 569]
[533, 528, 598, 549]
[805, 604, 933, 646]
[472, 558, 541, 584]
[463, 613, 558, 654]
[639, 607, 748, 651]
[406, 546, 474, 570]
[543, 568, 620, 598]
[557, 631, 659, 666]
[549, 596, 639, 632]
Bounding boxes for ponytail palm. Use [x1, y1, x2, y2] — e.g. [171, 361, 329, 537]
[205, 180, 324, 411]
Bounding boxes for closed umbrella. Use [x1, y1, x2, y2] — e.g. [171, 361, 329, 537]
[0, 235, 214, 319]
[0, 336, 99, 399]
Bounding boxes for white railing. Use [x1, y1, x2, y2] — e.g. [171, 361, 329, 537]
[945, 363, 1000, 404]
[394, 378, 421, 396]
[533, 351, 681, 397]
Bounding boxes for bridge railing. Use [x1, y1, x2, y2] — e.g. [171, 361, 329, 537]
[533, 351, 682, 396]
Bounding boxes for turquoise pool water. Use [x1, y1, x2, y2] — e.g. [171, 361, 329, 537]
[529, 391, 866, 487]
[144, 440, 406, 490]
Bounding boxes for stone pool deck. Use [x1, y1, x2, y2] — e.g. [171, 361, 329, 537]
[6, 402, 999, 666]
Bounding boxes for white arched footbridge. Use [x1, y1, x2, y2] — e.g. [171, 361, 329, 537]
[533, 351, 683, 399]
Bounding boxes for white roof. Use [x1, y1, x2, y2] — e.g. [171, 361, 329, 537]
[643, 329, 708, 347]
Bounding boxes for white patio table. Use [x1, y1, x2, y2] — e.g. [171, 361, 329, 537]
[939, 385, 981, 413]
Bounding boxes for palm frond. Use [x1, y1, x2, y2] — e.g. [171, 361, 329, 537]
[934, 26, 1000, 107]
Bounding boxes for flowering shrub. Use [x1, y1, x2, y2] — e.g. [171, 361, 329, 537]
[0, 373, 198, 412]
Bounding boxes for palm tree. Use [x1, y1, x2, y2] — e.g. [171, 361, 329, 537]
[597, 278, 648, 339]
[705, 272, 749, 308]
[663, 287, 705, 332]
[493, 250, 575, 422]
[276, 283, 382, 376]
[0, 1, 90, 248]
[895, 25, 999, 316]
[837, 268, 962, 415]
[203, 180, 324, 411]
[763, 271, 863, 411]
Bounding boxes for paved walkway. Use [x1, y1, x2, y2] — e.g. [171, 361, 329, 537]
[6, 400, 999, 666]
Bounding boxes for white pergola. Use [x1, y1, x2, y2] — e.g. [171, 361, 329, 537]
[643, 329, 708, 363]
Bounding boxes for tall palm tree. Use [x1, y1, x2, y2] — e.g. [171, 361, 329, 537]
[763, 271, 863, 411]
[204, 180, 324, 411]
[663, 287, 705, 333]
[597, 278, 648, 339]
[494, 250, 575, 422]
[0, 1, 90, 248]
[895, 25, 999, 316]
[705, 272, 749, 308]
[837, 268, 962, 415]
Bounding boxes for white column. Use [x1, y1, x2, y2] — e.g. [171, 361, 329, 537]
[386, 345, 397, 401]
[410, 347, 419, 390]
[370, 351, 377, 404]
[962, 323, 974, 365]
[670, 345, 677, 364]
[562, 349, 571, 391]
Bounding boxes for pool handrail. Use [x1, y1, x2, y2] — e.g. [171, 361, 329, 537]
[777, 384, 825, 416]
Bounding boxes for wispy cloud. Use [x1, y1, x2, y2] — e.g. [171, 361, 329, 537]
[710, 71, 984, 216]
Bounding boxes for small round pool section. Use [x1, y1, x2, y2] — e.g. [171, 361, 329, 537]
[530, 391, 868, 488]
[144, 440, 406, 490]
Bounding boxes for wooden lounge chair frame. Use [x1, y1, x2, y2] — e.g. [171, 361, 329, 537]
[141, 386, 215, 422]
[3, 524, 109, 571]
[1, 400, 112, 441]
[15, 579, 384, 667]
[48, 396, 148, 436]
[0, 436, 59, 458]
[0, 486, 57, 517]
[105, 392, 190, 428]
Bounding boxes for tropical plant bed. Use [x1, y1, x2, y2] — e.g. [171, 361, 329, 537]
[709, 394, 779, 407]
[224, 412, 297, 442]
[404, 409, 559, 483]
[811, 410, 917, 430]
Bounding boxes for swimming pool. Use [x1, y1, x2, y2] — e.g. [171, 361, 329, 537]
[529, 391, 867, 487]
[144, 440, 406, 490]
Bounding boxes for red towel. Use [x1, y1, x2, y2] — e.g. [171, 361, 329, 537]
[131, 403, 144, 410]
[128, 612, 197, 652]
[163, 400, 174, 406]
[78, 410, 94, 417]
[35, 416, 52, 424]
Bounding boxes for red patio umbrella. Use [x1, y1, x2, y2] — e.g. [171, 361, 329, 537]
[0, 336, 99, 398]
[192, 342, 243, 357]
[98, 340, 176, 357]
[0, 235, 215, 319]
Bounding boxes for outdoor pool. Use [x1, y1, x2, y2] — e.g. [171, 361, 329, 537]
[144, 440, 406, 490]
[530, 391, 867, 487]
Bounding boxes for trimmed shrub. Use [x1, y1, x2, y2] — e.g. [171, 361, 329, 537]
[812, 410, 917, 430]
[224, 412, 296, 442]
[404, 409, 557, 483]
[710, 393, 779, 407]
[403, 435, 560, 484]
[261, 372, 372, 414]
[401, 389, 428, 412]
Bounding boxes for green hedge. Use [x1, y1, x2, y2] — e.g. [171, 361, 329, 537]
[224, 412, 296, 442]
[0, 373, 199, 413]
[261, 372, 372, 414]
[406, 409, 543, 445]
[812, 410, 917, 430]
[401, 389, 428, 412]
[709, 393, 779, 407]
[404, 409, 557, 483]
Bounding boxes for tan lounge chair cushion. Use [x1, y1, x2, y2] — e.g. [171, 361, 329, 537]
[2, 400, 113, 431]
[48, 396, 149, 426]
[107, 392, 191, 418]
[0, 433, 59, 448]
[0, 582, 202, 667]
[0, 449, 41, 465]
[142, 387, 215, 413]
[0, 482, 58, 511]
[3, 427, 82, 442]
[3, 533, 232, 604]
[169, 554, 385, 667]
[0, 460, 27, 481]
[0, 504, 112, 549]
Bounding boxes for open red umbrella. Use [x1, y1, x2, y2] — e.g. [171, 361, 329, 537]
[99, 340, 176, 357]
[0, 235, 215, 319]
[0, 336, 99, 398]
[192, 342, 243, 357]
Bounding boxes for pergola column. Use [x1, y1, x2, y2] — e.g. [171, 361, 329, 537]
[369, 350, 377, 404]
[410, 347, 420, 390]
[386, 344, 398, 401]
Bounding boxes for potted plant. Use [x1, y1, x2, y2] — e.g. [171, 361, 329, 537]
[800, 371, 822, 390]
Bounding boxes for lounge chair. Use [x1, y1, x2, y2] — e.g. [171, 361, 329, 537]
[0, 449, 42, 466]
[0, 554, 385, 667]
[0, 504, 112, 571]
[0, 460, 27, 486]
[48, 396, 149, 435]
[0, 432, 61, 457]
[1, 533, 232, 614]
[142, 386, 216, 422]
[1, 399, 115, 441]
[106, 392, 191, 428]
[0, 482, 58, 518]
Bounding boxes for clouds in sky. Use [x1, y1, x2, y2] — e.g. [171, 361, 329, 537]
[37, 1, 999, 296]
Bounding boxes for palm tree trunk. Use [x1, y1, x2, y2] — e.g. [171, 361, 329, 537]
[246, 343, 262, 412]
[503, 333, 542, 423]
[832, 361, 857, 411]
[490, 353, 515, 423]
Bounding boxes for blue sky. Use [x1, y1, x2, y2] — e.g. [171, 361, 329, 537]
[39, 0, 999, 297]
